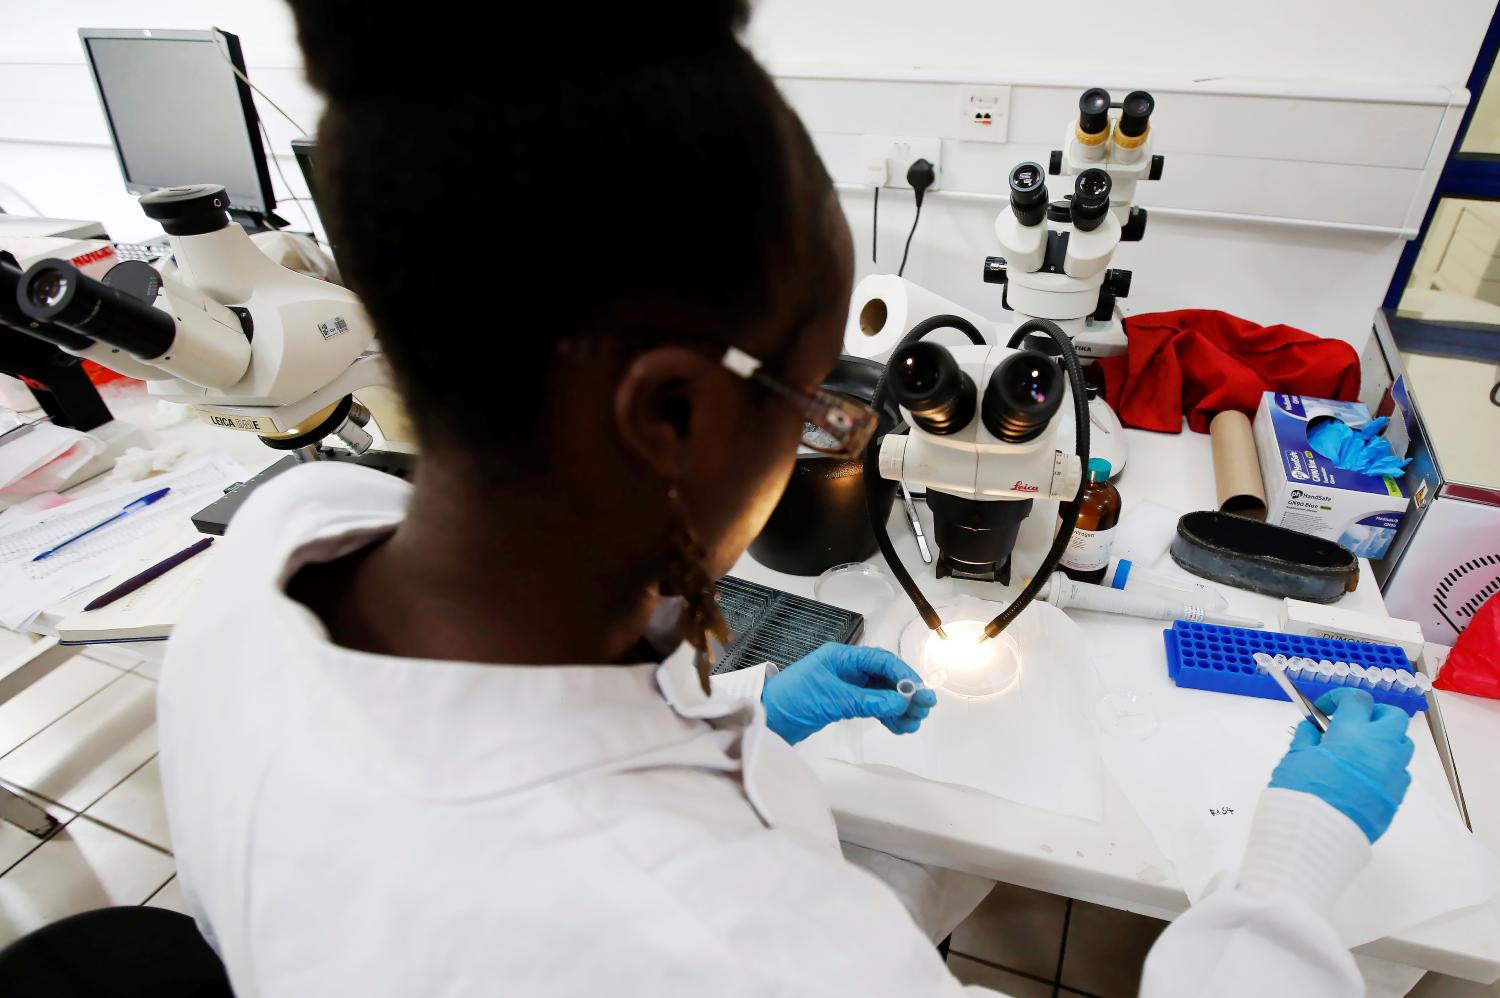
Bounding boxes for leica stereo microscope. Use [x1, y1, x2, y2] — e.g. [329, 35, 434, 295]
[983, 88, 1165, 475]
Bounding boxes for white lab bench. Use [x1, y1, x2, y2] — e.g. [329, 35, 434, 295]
[5, 386, 1499, 982]
[730, 427, 1500, 984]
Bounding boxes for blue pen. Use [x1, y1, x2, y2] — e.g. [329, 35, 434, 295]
[32, 487, 172, 562]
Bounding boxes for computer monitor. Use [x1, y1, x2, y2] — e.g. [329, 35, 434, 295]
[78, 28, 276, 219]
[290, 136, 318, 205]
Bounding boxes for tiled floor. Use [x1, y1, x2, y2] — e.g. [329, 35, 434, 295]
[0, 628, 1494, 997]
[0, 630, 177, 948]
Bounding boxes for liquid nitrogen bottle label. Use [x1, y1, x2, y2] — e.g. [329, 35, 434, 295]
[1060, 525, 1116, 572]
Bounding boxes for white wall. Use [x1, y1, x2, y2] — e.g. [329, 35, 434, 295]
[1, 0, 1494, 346]
[745, 0, 1493, 88]
[780, 72, 1469, 347]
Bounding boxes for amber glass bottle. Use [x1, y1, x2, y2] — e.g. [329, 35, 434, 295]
[1059, 458, 1122, 583]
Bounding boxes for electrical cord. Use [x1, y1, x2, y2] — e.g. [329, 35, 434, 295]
[979, 318, 1090, 642]
[872, 187, 879, 264]
[211, 30, 308, 135]
[205, 27, 317, 237]
[863, 314, 988, 635]
[897, 159, 935, 278]
[897, 202, 921, 277]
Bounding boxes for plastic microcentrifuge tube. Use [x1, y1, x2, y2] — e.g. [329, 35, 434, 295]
[896, 679, 919, 706]
[1394, 671, 1417, 694]
[1415, 673, 1433, 694]
[1375, 668, 1397, 692]
[1253, 652, 1274, 673]
[1276, 654, 1297, 679]
[1312, 660, 1335, 683]
[1331, 662, 1351, 686]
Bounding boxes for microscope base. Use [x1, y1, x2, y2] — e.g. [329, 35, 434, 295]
[190, 448, 416, 535]
[1072, 321, 1128, 359]
[1057, 398, 1128, 478]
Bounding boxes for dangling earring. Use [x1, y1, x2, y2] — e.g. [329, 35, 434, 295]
[664, 484, 729, 696]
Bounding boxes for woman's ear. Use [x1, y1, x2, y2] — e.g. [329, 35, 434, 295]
[613, 346, 728, 480]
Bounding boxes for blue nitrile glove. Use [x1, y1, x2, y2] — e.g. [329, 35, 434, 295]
[762, 644, 936, 745]
[1268, 687, 1415, 843]
[1307, 416, 1411, 477]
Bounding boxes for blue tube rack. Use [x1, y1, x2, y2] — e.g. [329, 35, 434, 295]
[1163, 621, 1427, 716]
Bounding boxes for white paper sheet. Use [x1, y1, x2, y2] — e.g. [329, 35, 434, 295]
[812, 597, 1106, 822]
[0, 454, 247, 629]
[1099, 698, 1500, 947]
[0, 422, 97, 491]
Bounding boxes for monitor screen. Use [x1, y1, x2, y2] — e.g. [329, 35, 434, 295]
[80, 30, 273, 214]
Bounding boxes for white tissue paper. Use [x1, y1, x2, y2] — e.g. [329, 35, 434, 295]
[0, 423, 99, 497]
[105, 442, 190, 484]
[811, 596, 1106, 821]
[1098, 698, 1500, 947]
[843, 274, 990, 363]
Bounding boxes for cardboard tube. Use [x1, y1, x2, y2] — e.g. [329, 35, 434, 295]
[1210, 410, 1267, 520]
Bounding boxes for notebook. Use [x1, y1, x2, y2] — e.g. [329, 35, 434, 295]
[56, 520, 217, 644]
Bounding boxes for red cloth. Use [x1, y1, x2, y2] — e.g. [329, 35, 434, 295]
[1093, 309, 1362, 433]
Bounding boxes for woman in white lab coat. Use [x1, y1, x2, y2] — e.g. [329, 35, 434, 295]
[155, 1, 1416, 994]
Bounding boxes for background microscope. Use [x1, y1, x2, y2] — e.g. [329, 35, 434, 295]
[983, 88, 1165, 475]
[6, 183, 402, 528]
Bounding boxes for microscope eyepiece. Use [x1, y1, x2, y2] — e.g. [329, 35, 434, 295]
[1070, 169, 1113, 232]
[982, 350, 1064, 443]
[1077, 88, 1112, 136]
[1008, 162, 1049, 227]
[888, 342, 976, 436]
[1118, 90, 1155, 138]
[140, 184, 233, 237]
[18, 260, 177, 360]
[1, 253, 94, 352]
[30, 270, 69, 309]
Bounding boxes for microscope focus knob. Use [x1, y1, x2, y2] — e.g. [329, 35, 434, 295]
[983, 256, 1008, 285]
[1149, 155, 1165, 181]
[1048, 150, 1063, 175]
[1120, 207, 1150, 243]
[1104, 267, 1134, 297]
[1103, 269, 1133, 299]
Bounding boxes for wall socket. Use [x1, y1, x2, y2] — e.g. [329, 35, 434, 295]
[857, 135, 943, 191]
[957, 85, 1011, 143]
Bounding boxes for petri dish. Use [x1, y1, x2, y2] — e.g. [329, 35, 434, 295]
[899, 616, 1022, 700]
[1095, 690, 1158, 738]
[814, 563, 897, 620]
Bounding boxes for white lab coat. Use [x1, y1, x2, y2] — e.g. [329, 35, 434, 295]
[158, 462, 1370, 997]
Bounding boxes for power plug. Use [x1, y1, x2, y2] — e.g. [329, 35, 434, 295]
[906, 158, 936, 208]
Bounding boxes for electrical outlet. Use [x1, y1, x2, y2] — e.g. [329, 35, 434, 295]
[957, 85, 1011, 143]
[857, 135, 942, 192]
